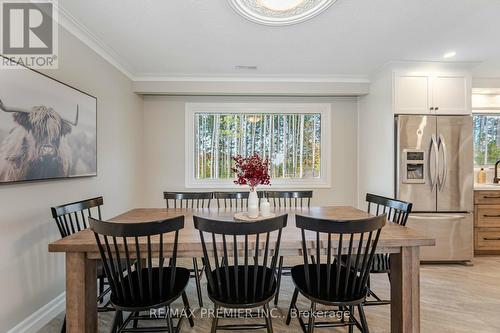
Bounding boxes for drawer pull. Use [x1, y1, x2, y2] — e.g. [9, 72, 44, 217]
[483, 215, 500, 218]
[483, 196, 500, 199]
[483, 237, 500, 241]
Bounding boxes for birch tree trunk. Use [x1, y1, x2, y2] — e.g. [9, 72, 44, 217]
[259, 114, 266, 159]
[213, 114, 220, 178]
[269, 114, 276, 177]
[263, 115, 268, 159]
[251, 114, 256, 155]
[292, 114, 297, 177]
[283, 115, 288, 178]
[233, 115, 238, 175]
[196, 115, 200, 179]
[202, 116, 206, 179]
[299, 115, 304, 178]
[312, 116, 317, 177]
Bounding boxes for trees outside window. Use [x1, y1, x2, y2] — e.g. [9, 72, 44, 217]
[473, 115, 500, 166]
[194, 113, 321, 180]
[185, 103, 331, 188]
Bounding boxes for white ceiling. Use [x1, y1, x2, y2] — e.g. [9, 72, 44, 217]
[60, 0, 500, 79]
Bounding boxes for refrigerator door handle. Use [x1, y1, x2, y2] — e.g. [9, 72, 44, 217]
[438, 134, 448, 191]
[430, 134, 439, 191]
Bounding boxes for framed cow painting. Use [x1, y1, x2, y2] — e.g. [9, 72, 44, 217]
[0, 59, 97, 183]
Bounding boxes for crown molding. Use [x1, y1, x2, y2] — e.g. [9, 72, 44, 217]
[55, 3, 136, 80]
[370, 59, 482, 80]
[133, 75, 370, 83]
[133, 79, 370, 96]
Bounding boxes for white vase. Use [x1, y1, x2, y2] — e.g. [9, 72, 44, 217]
[248, 187, 259, 218]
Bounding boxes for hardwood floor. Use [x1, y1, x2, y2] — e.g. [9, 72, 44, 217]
[39, 256, 500, 332]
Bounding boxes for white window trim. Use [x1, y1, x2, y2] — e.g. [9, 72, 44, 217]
[185, 102, 332, 189]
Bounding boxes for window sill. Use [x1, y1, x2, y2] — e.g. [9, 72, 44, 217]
[185, 179, 332, 189]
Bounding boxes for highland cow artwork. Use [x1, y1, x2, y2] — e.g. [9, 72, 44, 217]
[0, 64, 97, 183]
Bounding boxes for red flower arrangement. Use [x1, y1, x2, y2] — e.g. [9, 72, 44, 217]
[232, 154, 271, 189]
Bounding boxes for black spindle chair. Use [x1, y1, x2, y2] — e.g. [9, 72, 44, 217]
[265, 191, 313, 208]
[194, 214, 288, 332]
[51, 197, 112, 333]
[51, 196, 104, 238]
[214, 191, 249, 209]
[163, 191, 213, 308]
[364, 193, 412, 306]
[213, 191, 266, 209]
[163, 191, 213, 209]
[286, 213, 386, 333]
[89, 216, 194, 333]
[266, 190, 313, 306]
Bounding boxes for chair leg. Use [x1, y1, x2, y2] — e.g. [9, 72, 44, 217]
[110, 310, 122, 333]
[307, 302, 316, 333]
[211, 305, 219, 333]
[60, 315, 66, 333]
[348, 306, 354, 333]
[364, 273, 391, 306]
[133, 311, 139, 328]
[263, 303, 274, 333]
[274, 256, 284, 306]
[182, 291, 195, 327]
[357, 304, 369, 333]
[99, 276, 105, 303]
[166, 306, 174, 333]
[193, 257, 204, 308]
[118, 310, 124, 326]
[286, 288, 299, 325]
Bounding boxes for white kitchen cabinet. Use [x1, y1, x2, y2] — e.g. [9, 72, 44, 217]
[394, 72, 470, 115]
[432, 75, 469, 114]
[394, 74, 432, 114]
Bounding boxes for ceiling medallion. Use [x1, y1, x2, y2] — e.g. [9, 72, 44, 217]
[229, 0, 336, 26]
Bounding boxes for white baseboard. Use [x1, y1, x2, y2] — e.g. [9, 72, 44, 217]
[7, 293, 66, 333]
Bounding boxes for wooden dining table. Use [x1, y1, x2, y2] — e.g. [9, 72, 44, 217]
[48, 206, 435, 333]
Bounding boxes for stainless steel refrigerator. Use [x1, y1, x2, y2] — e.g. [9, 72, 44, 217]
[395, 115, 473, 262]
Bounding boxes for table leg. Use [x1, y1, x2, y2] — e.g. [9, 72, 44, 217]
[390, 246, 420, 333]
[66, 252, 97, 333]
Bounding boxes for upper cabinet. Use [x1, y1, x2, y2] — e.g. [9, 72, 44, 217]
[394, 72, 471, 115]
[394, 74, 432, 114]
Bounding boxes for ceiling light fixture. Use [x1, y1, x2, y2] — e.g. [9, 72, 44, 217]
[443, 51, 456, 59]
[229, 0, 336, 26]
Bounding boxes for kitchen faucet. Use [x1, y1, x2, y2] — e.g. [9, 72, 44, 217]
[495, 160, 500, 183]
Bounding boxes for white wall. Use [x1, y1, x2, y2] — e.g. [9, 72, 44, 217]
[357, 71, 394, 208]
[140, 96, 358, 207]
[0, 28, 143, 332]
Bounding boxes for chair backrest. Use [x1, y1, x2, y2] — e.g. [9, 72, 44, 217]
[51, 197, 104, 238]
[213, 191, 266, 209]
[213, 191, 249, 209]
[265, 190, 313, 208]
[89, 216, 184, 306]
[193, 214, 288, 302]
[163, 192, 213, 209]
[366, 193, 412, 226]
[295, 214, 386, 301]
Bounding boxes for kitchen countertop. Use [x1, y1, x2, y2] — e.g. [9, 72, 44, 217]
[474, 183, 500, 190]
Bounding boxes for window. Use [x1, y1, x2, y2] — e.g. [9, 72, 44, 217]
[185, 103, 331, 188]
[473, 114, 500, 166]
